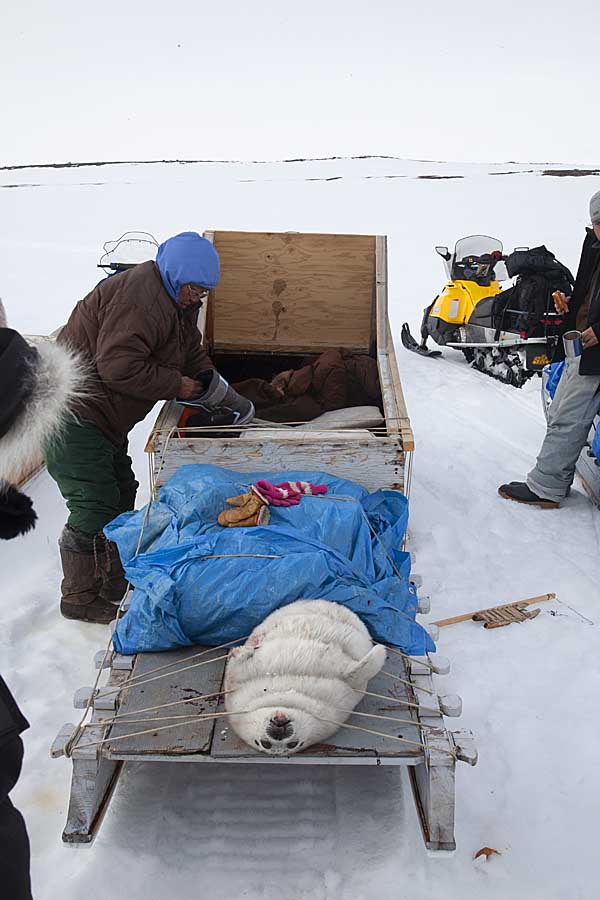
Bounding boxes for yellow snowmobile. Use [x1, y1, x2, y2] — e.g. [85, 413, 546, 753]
[401, 235, 573, 388]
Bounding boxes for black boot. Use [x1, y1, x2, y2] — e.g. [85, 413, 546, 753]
[498, 482, 560, 509]
[58, 526, 117, 624]
[93, 532, 129, 605]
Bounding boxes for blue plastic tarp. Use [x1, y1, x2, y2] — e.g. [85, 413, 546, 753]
[545, 360, 565, 400]
[544, 361, 600, 462]
[105, 465, 434, 657]
[592, 422, 600, 463]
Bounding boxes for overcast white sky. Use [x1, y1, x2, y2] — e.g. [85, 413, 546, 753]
[1, 0, 598, 167]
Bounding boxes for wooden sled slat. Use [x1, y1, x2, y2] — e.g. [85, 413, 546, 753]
[106, 647, 227, 756]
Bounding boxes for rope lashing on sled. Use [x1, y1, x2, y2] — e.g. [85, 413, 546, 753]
[80, 706, 435, 754]
[98, 637, 250, 693]
[74, 708, 438, 757]
[93, 691, 230, 721]
[99, 657, 439, 717]
[103, 653, 231, 693]
[93, 690, 230, 720]
[84, 689, 234, 726]
[334, 708, 435, 732]
[107, 635, 432, 701]
[383, 645, 439, 673]
[380, 670, 435, 696]
[355, 689, 442, 717]
[74, 708, 255, 752]
[151, 415, 411, 435]
[312, 716, 455, 758]
[91, 705, 435, 734]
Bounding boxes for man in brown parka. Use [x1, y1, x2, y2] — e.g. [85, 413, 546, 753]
[45, 232, 234, 623]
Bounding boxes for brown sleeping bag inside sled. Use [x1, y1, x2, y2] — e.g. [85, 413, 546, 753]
[232, 349, 382, 424]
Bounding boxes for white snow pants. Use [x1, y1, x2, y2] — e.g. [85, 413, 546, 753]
[527, 356, 600, 502]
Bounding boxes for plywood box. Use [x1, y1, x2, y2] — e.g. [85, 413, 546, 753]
[146, 231, 413, 495]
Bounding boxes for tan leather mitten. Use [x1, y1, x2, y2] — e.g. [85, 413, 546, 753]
[217, 491, 270, 527]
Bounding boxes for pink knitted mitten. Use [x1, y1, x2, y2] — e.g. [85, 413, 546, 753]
[253, 479, 328, 507]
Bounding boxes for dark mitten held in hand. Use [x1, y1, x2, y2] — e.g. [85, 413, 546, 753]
[0, 482, 37, 540]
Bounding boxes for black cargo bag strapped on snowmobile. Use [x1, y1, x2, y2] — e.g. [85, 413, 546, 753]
[492, 246, 575, 340]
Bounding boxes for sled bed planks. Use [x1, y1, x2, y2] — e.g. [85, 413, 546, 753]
[104, 648, 227, 756]
[99, 646, 422, 764]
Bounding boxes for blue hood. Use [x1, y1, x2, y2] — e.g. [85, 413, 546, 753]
[156, 232, 220, 302]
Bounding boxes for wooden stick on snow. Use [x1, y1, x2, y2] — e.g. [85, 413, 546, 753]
[432, 593, 556, 629]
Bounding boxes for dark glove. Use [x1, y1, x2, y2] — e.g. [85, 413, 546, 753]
[0, 482, 37, 540]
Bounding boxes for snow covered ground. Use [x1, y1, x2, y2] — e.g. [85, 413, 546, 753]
[1, 158, 600, 900]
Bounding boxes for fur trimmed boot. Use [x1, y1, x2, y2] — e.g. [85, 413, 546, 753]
[58, 525, 117, 624]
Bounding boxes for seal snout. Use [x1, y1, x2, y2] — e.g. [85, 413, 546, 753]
[266, 713, 293, 741]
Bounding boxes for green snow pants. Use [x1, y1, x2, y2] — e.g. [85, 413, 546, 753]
[44, 418, 139, 535]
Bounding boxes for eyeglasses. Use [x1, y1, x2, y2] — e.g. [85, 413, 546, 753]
[188, 285, 210, 300]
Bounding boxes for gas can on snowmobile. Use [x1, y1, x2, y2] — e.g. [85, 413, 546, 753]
[401, 235, 574, 388]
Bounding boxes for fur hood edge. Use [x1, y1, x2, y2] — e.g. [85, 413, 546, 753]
[0, 337, 87, 483]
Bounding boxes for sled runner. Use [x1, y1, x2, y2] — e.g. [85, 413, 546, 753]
[52, 230, 476, 852]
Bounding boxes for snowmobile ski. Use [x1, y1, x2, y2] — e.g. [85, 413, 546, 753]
[401, 323, 442, 357]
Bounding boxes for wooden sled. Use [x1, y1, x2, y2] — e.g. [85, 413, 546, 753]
[52, 588, 476, 853]
[52, 230, 476, 852]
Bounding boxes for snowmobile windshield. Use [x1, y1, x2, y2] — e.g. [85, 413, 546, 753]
[452, 235, 508, 283]
[454, 235, 503, 260]
[99, 231, 159, 273]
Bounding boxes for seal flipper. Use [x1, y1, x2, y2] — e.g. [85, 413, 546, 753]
[345, 644, 387, 689]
